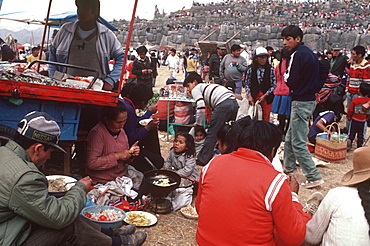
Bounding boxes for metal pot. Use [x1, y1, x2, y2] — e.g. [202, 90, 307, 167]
[144, 170, 181, 197]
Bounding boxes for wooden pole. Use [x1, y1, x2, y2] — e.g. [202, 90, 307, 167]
[199, 29, 217, 42]
[37, 0, 52, 73]
[118, 0, 139, 94]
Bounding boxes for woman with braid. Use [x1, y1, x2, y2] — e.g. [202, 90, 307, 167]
[303, 146, 370, 246]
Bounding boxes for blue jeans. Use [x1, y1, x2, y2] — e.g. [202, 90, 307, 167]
[284, 101, 322, 181]
[348, 120, 365, 147]
[234, 80, 243, 94]
[197, 98, 239, 164]
[346, 92, 359, 129]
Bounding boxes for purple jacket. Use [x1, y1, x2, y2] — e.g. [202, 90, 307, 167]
[121, 98, 148, 145]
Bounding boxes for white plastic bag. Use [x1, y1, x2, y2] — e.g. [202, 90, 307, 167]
[167, 186, 193, 211]
[236, 98, 262, 120]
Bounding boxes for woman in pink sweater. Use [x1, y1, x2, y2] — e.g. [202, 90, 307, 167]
[271, 48, 292, 136]
[85, 101, 143, 189]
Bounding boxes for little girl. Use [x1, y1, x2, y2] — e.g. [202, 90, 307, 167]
[193, 125, 206, 157]
[163, 132, 199, 181]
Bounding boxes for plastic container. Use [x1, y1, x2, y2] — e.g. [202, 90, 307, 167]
[81, 206, 126, 229]
[317, 133, 328, 140]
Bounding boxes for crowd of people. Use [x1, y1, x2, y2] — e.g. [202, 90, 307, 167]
[2, 0, 370, 244]
[159, 0, 370, 34]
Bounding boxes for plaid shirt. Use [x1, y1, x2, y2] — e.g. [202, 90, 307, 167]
[245, 66, 276, 95]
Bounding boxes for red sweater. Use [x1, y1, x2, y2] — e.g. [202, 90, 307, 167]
[347, 97, 370, 122]
[347, 59, 370, 94]
[126, 61, 136, 78]
[85, 122, 129, 184]
[196, 148, 311, 246]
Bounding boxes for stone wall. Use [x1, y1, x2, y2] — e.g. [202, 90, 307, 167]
[112, 1, 370, 51]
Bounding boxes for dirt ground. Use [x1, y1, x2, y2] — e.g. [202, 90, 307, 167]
[138, 65, 367, 245]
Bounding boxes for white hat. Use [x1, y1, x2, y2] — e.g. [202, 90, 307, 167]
[255, 47, 269, 56]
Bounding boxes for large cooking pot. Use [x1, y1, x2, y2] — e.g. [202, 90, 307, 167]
[144, 170, 181, 197]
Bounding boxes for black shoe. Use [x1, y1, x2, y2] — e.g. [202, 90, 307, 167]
[120, 231, 147, 246]
[112, 224, 136, 236]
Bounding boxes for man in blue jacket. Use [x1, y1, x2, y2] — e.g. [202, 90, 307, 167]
[281, 25, 328, 189]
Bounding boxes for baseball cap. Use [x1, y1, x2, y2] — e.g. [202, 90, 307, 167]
[17, 111, 67, 154]
[217, 43, 226, 50]
[331, 43, 341, 51]
[255, 47, 269, 56]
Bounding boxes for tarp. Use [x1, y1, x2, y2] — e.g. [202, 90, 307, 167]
[47, 12, 118, 31]
[0, 11, 118, 32]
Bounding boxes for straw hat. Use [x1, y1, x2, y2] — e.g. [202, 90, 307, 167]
[341, 146, 370, 186]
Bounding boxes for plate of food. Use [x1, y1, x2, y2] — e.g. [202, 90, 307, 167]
[124, 211, 157, 227]
[46, 175, 77, 197]
[180, 205, 198, 219]
[139, 119, 153, 126]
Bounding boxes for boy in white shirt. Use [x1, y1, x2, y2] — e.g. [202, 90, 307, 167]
[183, 73, 239, 165]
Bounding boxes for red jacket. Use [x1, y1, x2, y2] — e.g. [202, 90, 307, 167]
[126, 61, 136, 78]
[196, 148, 311, 246]
[347, 97, 370, 122]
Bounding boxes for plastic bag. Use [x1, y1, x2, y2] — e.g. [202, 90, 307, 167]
[167, 186, 193, 211]
[236, 98, 262, 120]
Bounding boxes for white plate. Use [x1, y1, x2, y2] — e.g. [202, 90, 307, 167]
[139, 119, 152, 126]
[46, 175, 77, 192]
[124, 211, 157, 227]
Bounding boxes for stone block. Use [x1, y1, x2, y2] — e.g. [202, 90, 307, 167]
[249, 29, 258, 41]
[359, 34, 370, 48]
[146, 33, 154, 42]
[258, 33, 268, 41]
[271, 25, 280, 33]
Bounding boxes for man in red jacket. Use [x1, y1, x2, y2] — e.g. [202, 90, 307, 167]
[196, 120, 311, 246]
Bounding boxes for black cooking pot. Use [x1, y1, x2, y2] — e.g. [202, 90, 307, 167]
[144, 170, 181, 197]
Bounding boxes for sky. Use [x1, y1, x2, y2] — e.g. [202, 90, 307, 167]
[0, 0, 211, 31]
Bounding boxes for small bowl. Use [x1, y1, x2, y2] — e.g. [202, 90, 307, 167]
[139, 119, 153, 126]
[81, 206, 126, 229]
[180, 205, 198, 220]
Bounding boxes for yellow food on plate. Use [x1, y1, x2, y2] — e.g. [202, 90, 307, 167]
[126, 212, 152, 226]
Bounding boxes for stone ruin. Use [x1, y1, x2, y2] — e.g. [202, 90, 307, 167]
[111, 1, 370, 52]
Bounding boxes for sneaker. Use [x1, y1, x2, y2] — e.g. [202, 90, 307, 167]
[301, 179, 324, 189]
[303, 192, 324, 215]
[120, 231, 147, 246]
[112, 224, 136, 236]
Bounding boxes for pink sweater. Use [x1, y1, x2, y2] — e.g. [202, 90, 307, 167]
[274, 59, 290, 96]
[85, 122, 129, 184]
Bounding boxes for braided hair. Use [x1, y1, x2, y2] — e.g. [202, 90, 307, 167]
[356, 179, 370, 237]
